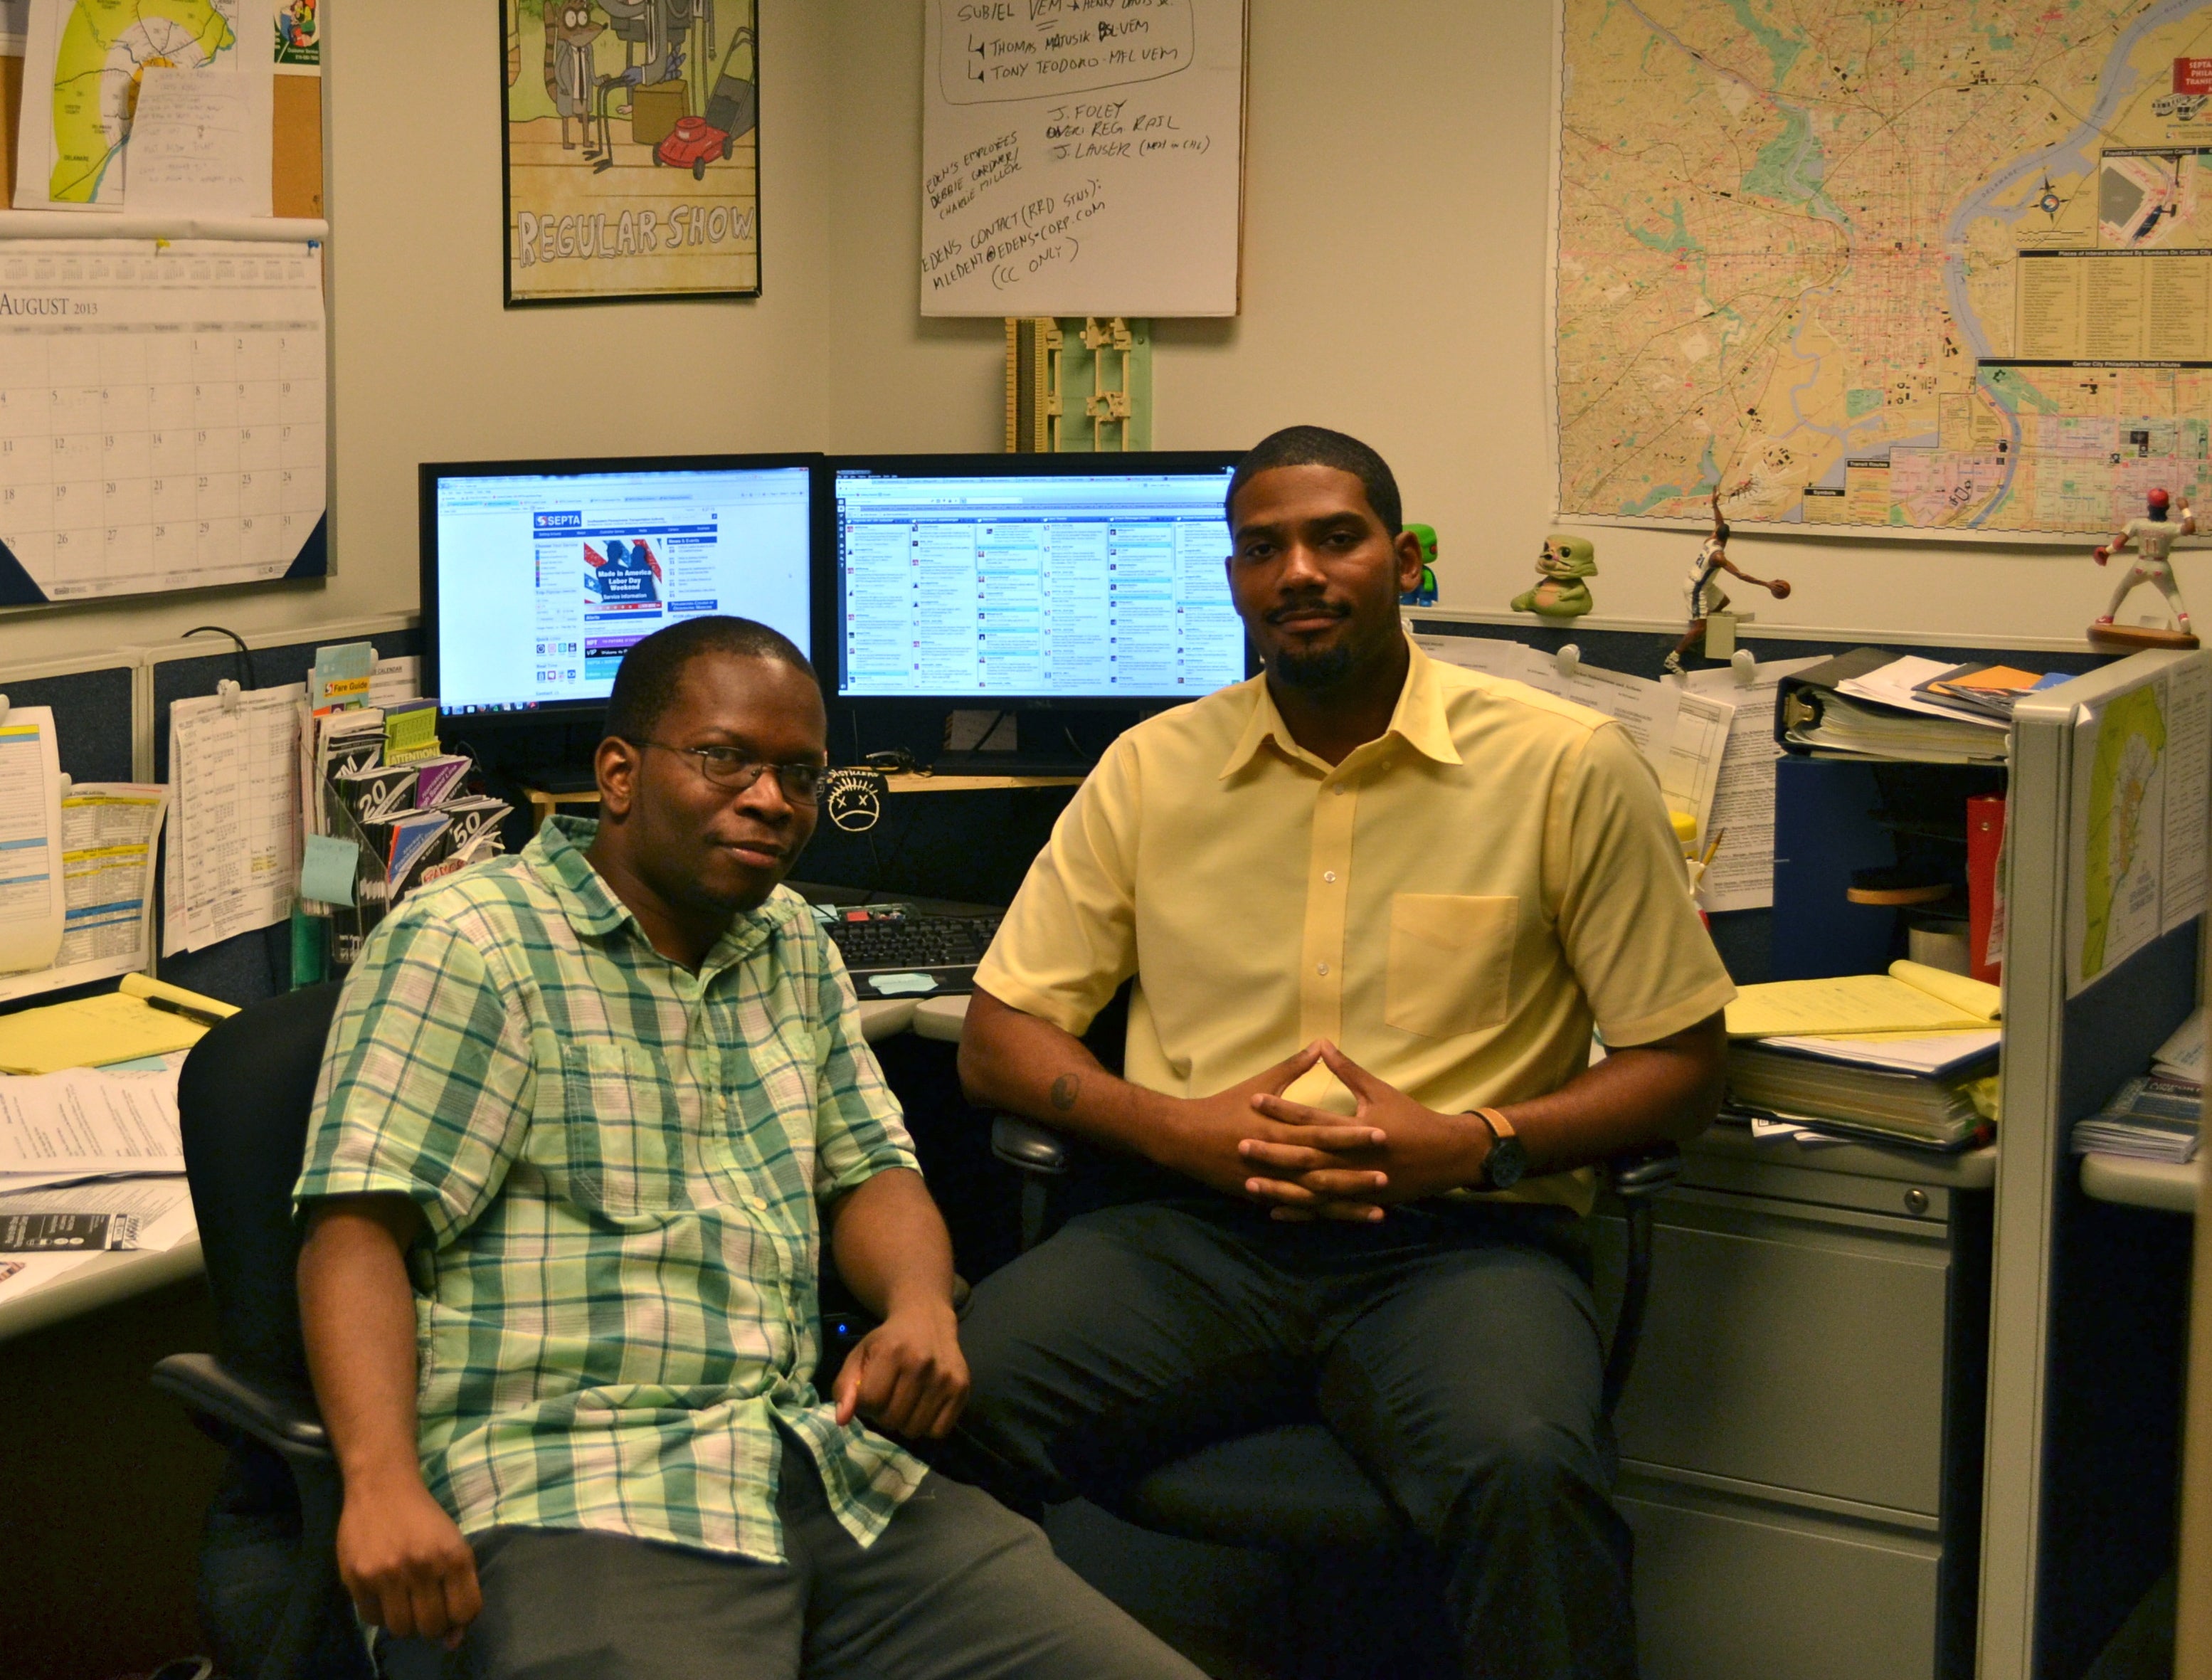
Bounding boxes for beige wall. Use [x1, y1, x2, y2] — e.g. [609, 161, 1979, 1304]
[826, 0, 2179, 651]
[0, 0, 2179, 678]
[0, 0, 837, 674]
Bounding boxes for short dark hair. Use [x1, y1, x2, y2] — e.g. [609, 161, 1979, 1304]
[603, 616, 813, 744]
[1227, 426, 1403, 535]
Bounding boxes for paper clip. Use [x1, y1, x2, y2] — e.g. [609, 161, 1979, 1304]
[217, 677, 242, 713]
[1554, 643, 1582, 680]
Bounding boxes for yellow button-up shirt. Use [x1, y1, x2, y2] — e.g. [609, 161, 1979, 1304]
[974, 638, 1737, 1213]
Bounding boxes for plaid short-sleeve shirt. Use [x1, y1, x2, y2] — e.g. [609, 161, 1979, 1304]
[295, 817, 928, 1562]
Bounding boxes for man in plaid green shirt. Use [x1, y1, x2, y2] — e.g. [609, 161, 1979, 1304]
[295, 618, 1197, 1680]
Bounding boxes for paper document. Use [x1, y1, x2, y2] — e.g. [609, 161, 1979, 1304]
[1837, 656, 2007, 730]
[0, 1175, 195, 1252]
[367, 657, 420, 709]
[166, 682, 305, 955]
[125, 61, 275, 218]
[0, 973, 231, 1074]
[0, 784, 169, 1005]
[1683, 657, 1825, 912]
[2154, 1010, 2205, 1085]
[15, 0, 258, 211]
[1757, 1030, 2002, 1076]
[1726, 963, 2002, 1039]
[2066, 657, 2212, 996]
[0, 704, 65, 977]
[0, 1064, 183, 1178]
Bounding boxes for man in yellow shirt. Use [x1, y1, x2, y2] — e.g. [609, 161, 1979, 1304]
[950, 427, 1735, 1679]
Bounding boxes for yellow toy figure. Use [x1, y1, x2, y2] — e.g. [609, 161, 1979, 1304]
[2090, 487, 2198, 650]
[1398, 523, 1439, 606]
[1511, 534, 1597, 619]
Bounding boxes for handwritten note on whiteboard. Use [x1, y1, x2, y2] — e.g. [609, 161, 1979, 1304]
[920, 0, 1247, 317]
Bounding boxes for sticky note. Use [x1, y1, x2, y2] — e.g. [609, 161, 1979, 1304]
[300, 834, 360, 907]
[872, 973, 941, 996]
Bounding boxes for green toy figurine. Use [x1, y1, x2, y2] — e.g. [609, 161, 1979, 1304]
[1399, 523, 1439, 606]
[1511, 534, 1598, 619]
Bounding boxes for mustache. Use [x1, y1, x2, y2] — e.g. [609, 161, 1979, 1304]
[1265, 597, 1348, 624]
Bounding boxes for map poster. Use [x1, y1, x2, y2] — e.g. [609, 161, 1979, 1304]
[502, 0, 761, 305]
[1555, 1, 2212, 539]
[14, 0, 253, 212]
[2065, 656, 2211, 996]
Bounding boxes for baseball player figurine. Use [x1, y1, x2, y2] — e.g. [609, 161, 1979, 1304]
[1663, 490, 1792, 675]
[2090, 488, 2199, 650]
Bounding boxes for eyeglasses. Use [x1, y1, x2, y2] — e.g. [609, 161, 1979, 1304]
[637, 741, 826, 803]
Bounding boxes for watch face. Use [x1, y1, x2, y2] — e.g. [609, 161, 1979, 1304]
[1487, 1136, 1528, 1190]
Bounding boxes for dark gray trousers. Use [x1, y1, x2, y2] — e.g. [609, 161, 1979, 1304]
[936, 1196, 1635, 1680]
[453, 1440, 1203, 1679]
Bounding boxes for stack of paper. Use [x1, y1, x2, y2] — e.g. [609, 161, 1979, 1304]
[2070, 1010, 2203, 1163]
[1724, 963, 2001, 1149]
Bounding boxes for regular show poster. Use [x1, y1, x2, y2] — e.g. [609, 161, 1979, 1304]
[502, 0, 761, 304]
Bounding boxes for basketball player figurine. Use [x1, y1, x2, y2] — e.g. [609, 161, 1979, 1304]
[2090, 488, 2198, 650]
[1663, 491, 1792, 676]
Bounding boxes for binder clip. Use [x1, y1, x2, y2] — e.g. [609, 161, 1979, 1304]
[57, 773, 70, 796]
[0, 693, 10, 725]
[217, 678, 242, 713]
[1554, 643, 1582, 680]
[1732, 649, 1757, 683]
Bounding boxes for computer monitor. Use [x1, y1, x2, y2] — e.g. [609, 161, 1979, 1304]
[822, 453, 1253, 703]
[421, 453, 817, 722]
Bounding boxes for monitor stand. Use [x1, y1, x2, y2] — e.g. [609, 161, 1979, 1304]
[524, 762, 600, 794]
[930, 750, 1092, 777]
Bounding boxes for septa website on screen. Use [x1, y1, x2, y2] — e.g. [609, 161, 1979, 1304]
[436, 467, 812, 714]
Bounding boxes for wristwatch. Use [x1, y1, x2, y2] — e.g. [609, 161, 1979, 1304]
[1469, 1107, 1527, 1191]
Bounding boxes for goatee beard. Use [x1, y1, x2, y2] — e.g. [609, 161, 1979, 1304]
[1271, 644, 1357, 690]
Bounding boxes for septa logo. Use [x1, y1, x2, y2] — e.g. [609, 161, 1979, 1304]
[2178, 57, 2212, 95]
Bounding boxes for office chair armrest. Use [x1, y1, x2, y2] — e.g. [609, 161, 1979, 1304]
[1604, 1141, 1683, 1202]
[152, 1352, 332, 1465]
[992, 1115, 1071, 1176]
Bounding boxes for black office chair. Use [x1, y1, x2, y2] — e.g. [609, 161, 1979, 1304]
[150, 982, 366, 1680]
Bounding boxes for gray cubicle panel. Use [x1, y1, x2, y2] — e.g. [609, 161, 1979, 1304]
[149, 628, 421, 1008]
[0, 663, 136, 784]
[2031, 921, 2196, 1679]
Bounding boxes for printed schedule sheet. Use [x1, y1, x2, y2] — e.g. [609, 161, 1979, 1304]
[0, 238, 327, 605]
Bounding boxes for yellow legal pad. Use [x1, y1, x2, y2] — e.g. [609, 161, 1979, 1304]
[1725, 961, 2002, 1040]
[0, 973, 240, 1074]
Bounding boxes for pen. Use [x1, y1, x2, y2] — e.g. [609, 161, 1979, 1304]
[141, 993, 226, 1028]
[1699, 828, 1727, 867]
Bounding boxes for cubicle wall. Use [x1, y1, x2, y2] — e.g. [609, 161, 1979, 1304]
[0, 616, 420, 1018]
[1981, 650, 2207, 1680]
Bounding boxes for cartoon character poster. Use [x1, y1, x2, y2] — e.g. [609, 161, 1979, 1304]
[502, 0, 761, 305]
[275, 0, 319, 67]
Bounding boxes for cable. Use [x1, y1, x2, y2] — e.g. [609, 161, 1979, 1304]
[181, 624, 255, 690]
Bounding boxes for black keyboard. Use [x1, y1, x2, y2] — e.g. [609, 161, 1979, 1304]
[822, 909, 1003, 999]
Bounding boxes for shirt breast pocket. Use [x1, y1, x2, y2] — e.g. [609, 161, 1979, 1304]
[1384, 893, 1517, 1040]
[561, 1043, 686, 1214]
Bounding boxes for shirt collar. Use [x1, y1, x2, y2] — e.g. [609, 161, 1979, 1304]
[1217, 634, 1462, 778]
[525, 815, 781, 969]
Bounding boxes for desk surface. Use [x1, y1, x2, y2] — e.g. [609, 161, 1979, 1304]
[2080, 1151, 2201, 1215]
[0, 1004, 926, 1346]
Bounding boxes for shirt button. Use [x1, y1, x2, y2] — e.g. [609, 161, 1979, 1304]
[1316, 961, 1330, 976]
[1323, 870, 1338, 883]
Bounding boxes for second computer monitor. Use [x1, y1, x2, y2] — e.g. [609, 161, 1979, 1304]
[826, 454, 1251, 702]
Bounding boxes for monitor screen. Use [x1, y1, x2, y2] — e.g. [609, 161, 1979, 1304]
[423, 455, 815, 718]
[828, 456, 1249, 699]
